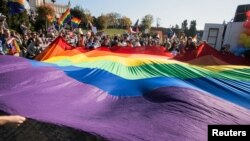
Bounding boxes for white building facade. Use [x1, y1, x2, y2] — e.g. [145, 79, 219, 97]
[28, 0, 69, 16]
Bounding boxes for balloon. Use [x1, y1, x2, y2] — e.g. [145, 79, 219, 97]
[247, 10, 250, 17]
[239, 38, 245, 44]
[239, 47, 246, 53]
[246, 11, 250, 21]
[245, 29, 250, 35]
[243, 21, 250, 29]
[234, 47, 247, 56]
[245, 37, 250, 48]
[233, 47, 242, 56]
[243, 37, 250, 46]
[240, 33, 248, 40]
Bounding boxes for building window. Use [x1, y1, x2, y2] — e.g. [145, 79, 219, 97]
[207, 28, 219, 47]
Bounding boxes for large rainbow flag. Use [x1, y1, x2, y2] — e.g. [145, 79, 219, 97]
[7, 0, 26, 14]
[0, 36, 250, 141]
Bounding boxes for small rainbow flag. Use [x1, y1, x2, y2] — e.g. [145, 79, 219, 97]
[58, 8, 71, 26]
[7, 0, 26, 14]
[71, 17, 81, 28]
[7, 38, 21, 55]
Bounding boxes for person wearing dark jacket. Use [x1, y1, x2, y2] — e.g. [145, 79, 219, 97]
[185, 37, 196, 51]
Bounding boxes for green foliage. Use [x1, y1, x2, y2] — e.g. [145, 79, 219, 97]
[70, 6, 83, 19]
[119, 16, 132, 29]
[0, 0, 29, 33]
[102, 28, 126, 36]
[106, 12, 121, 28]
[34, 5, 55, 31]
[181, 20, 197, 37]
[175, 24, 180, 29]
[71, 6, 93, 29]
[188, 20, 197, 37]
[96, 15, 108, 30]
[141, 14, 154, 30]
[95, 13, 132, 30]
[181, 20, 189, 36]
[0, 0, 8, 15]
[7, 10, 29, 33]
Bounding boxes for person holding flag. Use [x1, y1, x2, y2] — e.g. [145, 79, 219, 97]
[2, 29, 21, 55]
[134, 19, 140, 33]
[128, 26, 136, 34]
[88, 20, 97, 35]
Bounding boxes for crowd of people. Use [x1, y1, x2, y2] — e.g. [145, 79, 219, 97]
[1, 26, 201, 59]
[0, 10, 204, 59]
[0, 9, 212, 61]
[49, 26, 201, 57]
[0, 29, 47, 58]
